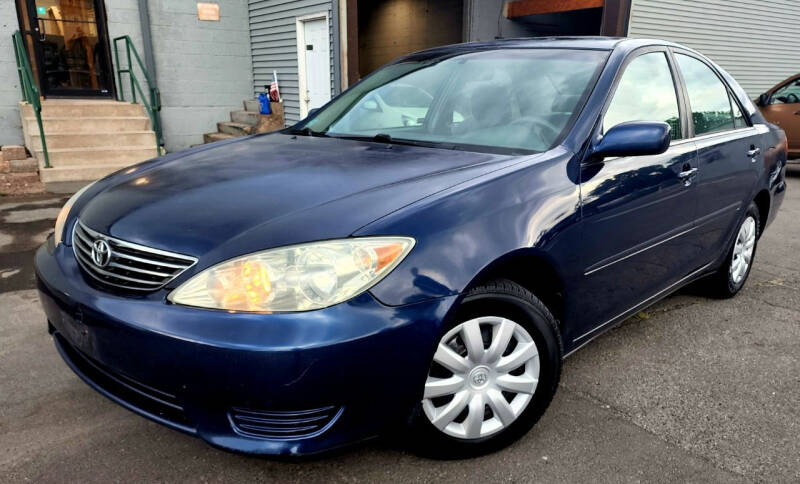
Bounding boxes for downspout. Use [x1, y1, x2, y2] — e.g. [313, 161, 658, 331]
[331, 0, 342, 95]
[137, 0, 163, 147]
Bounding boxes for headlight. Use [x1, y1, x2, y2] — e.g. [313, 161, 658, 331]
[54, 181, 96, 246]
[169, 237, 415, 312]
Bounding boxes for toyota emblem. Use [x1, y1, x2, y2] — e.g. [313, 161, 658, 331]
[91, 239, 112, 268]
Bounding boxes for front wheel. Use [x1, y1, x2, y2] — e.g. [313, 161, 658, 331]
[406, 280, 562, 459]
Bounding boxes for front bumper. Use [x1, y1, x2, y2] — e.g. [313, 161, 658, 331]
[35, 239, 457, 456]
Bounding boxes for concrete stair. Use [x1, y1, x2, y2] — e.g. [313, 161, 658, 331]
[20, 100, 160, 193]
[203, 99, 285, 144]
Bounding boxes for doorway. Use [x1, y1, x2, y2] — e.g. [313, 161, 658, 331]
[297, 14, 332, 118]
[20, 0, 115, 97]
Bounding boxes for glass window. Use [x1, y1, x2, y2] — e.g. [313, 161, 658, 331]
[731, 94, 748, 129]
[603, 52, 682, 140]
[676, 54, 735, 136]
[770, 79, 800, 105]
[302, 49, 609, 153]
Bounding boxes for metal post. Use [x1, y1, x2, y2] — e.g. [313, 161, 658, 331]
[127, 41, 136, 103]
[114, 38, 124, 101]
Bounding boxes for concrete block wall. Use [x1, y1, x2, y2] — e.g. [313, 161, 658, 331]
[0, 0, 24, 146]
[148, 0, 253, 151]
[105, 0, 146, 104]
[104, 0, 254, 152]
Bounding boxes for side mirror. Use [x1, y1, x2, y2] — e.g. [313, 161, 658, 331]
[757, 93, 769, 107]
[589, 121, 671, 159]
[307, 108, 320, 117]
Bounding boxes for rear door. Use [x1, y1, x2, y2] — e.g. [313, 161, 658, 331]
[575, 48, 700, 342]
[672, 52, 762, 259]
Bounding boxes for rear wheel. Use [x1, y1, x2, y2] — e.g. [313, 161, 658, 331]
[702, 202, 760, 298]
[407, 280, 562, 459]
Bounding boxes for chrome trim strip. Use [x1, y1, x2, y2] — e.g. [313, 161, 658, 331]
[72, 220, 198, 291]
[78, 222, 197, 263]
[571, 261, 715, 348]
[584, 225, 695, 276]
[107, 261, 174, 278]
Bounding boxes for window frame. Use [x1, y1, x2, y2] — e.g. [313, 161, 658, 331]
[597, 46, 690, 145]
[669, 48, 754, 140]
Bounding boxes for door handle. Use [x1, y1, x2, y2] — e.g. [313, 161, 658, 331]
[678, 167, 698, 186]
[747, 147, 761, 158]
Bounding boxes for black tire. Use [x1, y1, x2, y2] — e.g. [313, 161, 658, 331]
[702, 201, 761, 299]
[406, 279, 563, 459]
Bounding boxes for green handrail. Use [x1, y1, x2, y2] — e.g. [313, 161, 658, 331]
[12, 31, 50, 168]
[112, 35, 163, 154]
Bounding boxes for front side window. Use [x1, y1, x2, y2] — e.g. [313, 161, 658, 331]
[675, 54, 735, 136]
[603, 52, 683, 140]
[301, 49, 609, 153]
[770, 79, 800, 105]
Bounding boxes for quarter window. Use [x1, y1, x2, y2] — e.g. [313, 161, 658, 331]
[603, 52, 683, 140]
[731, 94, 748, 129]
[675, 54, 735, 136]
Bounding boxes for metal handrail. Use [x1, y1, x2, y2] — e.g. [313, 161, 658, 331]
[113, 35, 163, 153]
[12, 31, 50, 168]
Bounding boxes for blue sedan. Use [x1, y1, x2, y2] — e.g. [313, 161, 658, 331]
[35, 37, 788, 458]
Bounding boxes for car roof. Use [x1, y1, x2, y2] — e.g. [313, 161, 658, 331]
[399, 36, 689, 61]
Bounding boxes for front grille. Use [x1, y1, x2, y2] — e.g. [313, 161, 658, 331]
[54, 332, 194, 431]
[229, 406, 343, 440]
[72, 220, 197, 292]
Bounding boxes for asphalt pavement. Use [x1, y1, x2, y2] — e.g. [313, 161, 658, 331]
[1, 170, 798, 483]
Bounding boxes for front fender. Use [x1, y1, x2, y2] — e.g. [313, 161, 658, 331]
[359, 148, 582, 306]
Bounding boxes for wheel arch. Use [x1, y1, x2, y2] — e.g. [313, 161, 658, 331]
[463, 249, 565, 324]
[753, 189, 770, 237]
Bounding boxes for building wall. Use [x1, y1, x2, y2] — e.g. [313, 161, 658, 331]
[357, 0, 462, 76]
[148, 0, 253, 151]
[0, 0, 24, 146]
[463, 0, 533, 42]
[628, 0, 800, 98]
[105, 0, 145, 103]
[249, 0, 335, 125]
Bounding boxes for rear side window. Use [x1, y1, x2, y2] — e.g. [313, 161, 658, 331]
[675, 54, 735, 136]
[603, 52, 683, 140]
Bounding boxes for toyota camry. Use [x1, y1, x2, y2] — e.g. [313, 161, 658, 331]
[35, 37, 788, 458]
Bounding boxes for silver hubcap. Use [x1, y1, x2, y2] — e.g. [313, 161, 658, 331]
[422, 316, 540, 440]
[730, 216, 756, 285]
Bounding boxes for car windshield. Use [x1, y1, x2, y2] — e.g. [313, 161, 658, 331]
[298, 48, 608, 154]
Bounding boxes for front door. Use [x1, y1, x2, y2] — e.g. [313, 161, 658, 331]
[24, 0, 114, 97]
[573, 49, 700, 343]
[300, 16, 331, 116]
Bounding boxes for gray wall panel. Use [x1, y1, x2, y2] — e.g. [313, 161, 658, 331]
[249, 0, 334, 125]
[629, 0, 800, 97]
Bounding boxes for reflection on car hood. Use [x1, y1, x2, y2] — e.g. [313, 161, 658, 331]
[78, 133, 517, 257]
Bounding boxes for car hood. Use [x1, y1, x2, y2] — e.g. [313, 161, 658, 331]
[78, 133, 517, 259]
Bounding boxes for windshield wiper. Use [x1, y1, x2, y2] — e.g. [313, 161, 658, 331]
[369, 133, 448, 149]
[289, 127, 328, 137]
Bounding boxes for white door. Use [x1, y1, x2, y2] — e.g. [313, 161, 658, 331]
[301, 17, 331, 115]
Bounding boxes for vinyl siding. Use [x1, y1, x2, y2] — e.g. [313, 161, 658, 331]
[628, 0, 800, 98]
[249, 0, 335, 125]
